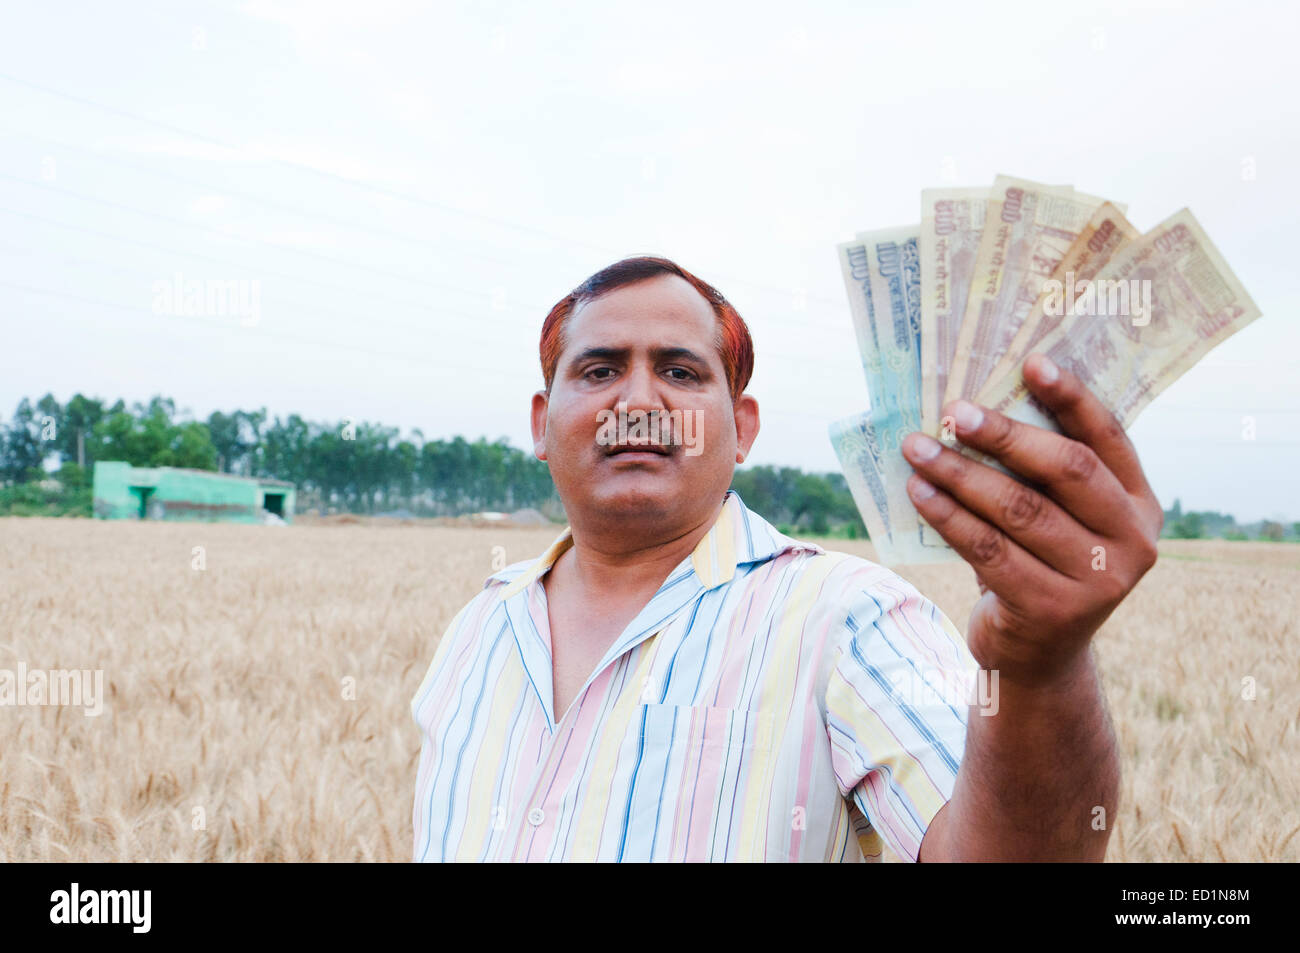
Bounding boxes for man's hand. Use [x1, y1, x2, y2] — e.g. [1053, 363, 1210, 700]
[901, 352, 1163, 683]
[905, 352, 1162, 861]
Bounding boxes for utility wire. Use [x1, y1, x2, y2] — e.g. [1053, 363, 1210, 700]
[0, 69, 850, 311]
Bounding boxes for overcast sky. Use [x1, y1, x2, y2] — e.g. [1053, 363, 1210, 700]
[1, 0, 1296, 522]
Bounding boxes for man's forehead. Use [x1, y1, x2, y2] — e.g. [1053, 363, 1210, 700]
[564, 275, 720, 351]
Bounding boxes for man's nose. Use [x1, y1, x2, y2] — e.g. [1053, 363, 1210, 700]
[615, 363, 665, 412]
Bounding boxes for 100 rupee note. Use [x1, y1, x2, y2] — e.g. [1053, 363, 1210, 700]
[977, 202, 1140, 400]
[977, 208, 1262, 437]
[920, 187, 988, 437]
[946, 177, 1111, 407]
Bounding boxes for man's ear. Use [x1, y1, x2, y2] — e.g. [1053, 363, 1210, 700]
[733, 393, 759, 463]
[530, 390, 549, 461]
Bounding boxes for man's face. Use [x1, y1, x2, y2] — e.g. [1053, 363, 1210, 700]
[531, 274, 759, 533]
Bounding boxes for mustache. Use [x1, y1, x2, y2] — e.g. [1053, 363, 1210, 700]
[594, 404, 701, 457]
[601, 440, 678, 456]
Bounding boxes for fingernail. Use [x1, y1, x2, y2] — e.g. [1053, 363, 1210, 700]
[952, 400, 983, 432]
[1036, 355, 1059, 384]
[906, 433, 942, 462]
[910, 476, 936, 500]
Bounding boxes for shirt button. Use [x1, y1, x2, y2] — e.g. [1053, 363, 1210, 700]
[527, 807, 545, 826]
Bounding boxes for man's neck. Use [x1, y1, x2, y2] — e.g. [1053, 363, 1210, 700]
[554, 494, 728, 598]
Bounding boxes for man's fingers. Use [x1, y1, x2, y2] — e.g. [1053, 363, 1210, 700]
[1021, 353, 1156, 504]
[905, 472, 1071, 597]
[903, 431, 1100, 574]
[938, 397, 1137, 540]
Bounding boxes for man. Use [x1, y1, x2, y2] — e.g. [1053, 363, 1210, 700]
[410, 256, 1161, 862]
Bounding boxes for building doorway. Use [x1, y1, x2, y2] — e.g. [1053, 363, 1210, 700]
[129, 486, 155, 519]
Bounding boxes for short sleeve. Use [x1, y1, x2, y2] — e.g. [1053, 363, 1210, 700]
[821, 562, 980, 862]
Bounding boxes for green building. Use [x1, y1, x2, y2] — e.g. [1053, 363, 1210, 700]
[92, 461, 296, 524]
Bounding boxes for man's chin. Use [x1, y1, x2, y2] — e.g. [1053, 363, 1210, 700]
[581, 475, 681, 522]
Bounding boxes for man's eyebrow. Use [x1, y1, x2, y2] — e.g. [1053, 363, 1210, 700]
[566, 345, 712, 368]
[567, 346, 628, 367]
[651, 346, 710, 365]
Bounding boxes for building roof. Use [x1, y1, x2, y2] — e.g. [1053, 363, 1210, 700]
[98, 462, 295, 488]
[168, 466, 295, 487]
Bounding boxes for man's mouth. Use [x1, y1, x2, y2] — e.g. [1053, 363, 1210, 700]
[604, 443, 675, 456]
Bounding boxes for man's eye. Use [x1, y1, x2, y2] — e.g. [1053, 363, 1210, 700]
[667, 367, 696, 381]
[587, 367, 614, 380]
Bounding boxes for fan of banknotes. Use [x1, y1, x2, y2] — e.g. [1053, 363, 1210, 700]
[829, 175, 1261, 567]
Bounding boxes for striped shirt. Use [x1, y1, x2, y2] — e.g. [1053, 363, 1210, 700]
[410, 489, 979, 862]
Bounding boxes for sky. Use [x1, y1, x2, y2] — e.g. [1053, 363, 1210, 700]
[1, 0, 1297, 522]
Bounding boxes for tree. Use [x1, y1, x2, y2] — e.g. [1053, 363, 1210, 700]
[165, 421, 219, 469]
[1260, 521, 1285, 542]
[62, 394, 106, 467]
[790, 473, 836, 535]
[206, 411, 245, 473]
[2, 399, 48, 483]
[261, 414, 311, 487]
[239, 408, 268, 476]
[91, 397, 217, 470]
[1170, 512, 1204, 539]
[34, 393, 62, 469]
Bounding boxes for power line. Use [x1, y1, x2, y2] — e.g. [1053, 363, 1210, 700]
[0, 203, 547, 341]
[6, 198, 1284, 411]
[9, 129, 565, 276]
[0, 205, 855, 374]
[0, 277, 541, 384]
[0, 163, 855, 339]
[0, 69, 851, 311]
[0, 273, 852, 394]
[0, 169, 555, 310]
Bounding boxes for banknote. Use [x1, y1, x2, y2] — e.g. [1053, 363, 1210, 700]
[830, 410, 962, 565]
[855, 224, 923, 458]
[977, 202, 1140, 400]
[976, 208, 1262, 435]
[835, 176, 1260, 569]
[919, 187, 988, 437]
[850, 226, 961, 564]
[829, 412, 897, 566]
[836, 240, 884, 399]
[945, 177, 1109, 407]
[835, 238, 903, 556]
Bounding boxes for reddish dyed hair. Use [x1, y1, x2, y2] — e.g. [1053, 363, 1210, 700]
[538, 256, 755, 401]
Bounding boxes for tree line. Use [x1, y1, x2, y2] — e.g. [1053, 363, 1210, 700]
[1162, 498, 1297, 542]
[0, 392, 869, 535]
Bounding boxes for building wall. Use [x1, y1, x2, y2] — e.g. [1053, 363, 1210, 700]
[92, 461, 295, 523]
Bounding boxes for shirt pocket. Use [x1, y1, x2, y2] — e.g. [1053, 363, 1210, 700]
[638, 702, 776, 754]
[620, 703, 778, 861]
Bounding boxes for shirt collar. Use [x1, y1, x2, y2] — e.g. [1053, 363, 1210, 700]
[491, 489, 824, 598]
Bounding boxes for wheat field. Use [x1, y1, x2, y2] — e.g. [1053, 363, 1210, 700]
[1, 517, 1297, 862]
